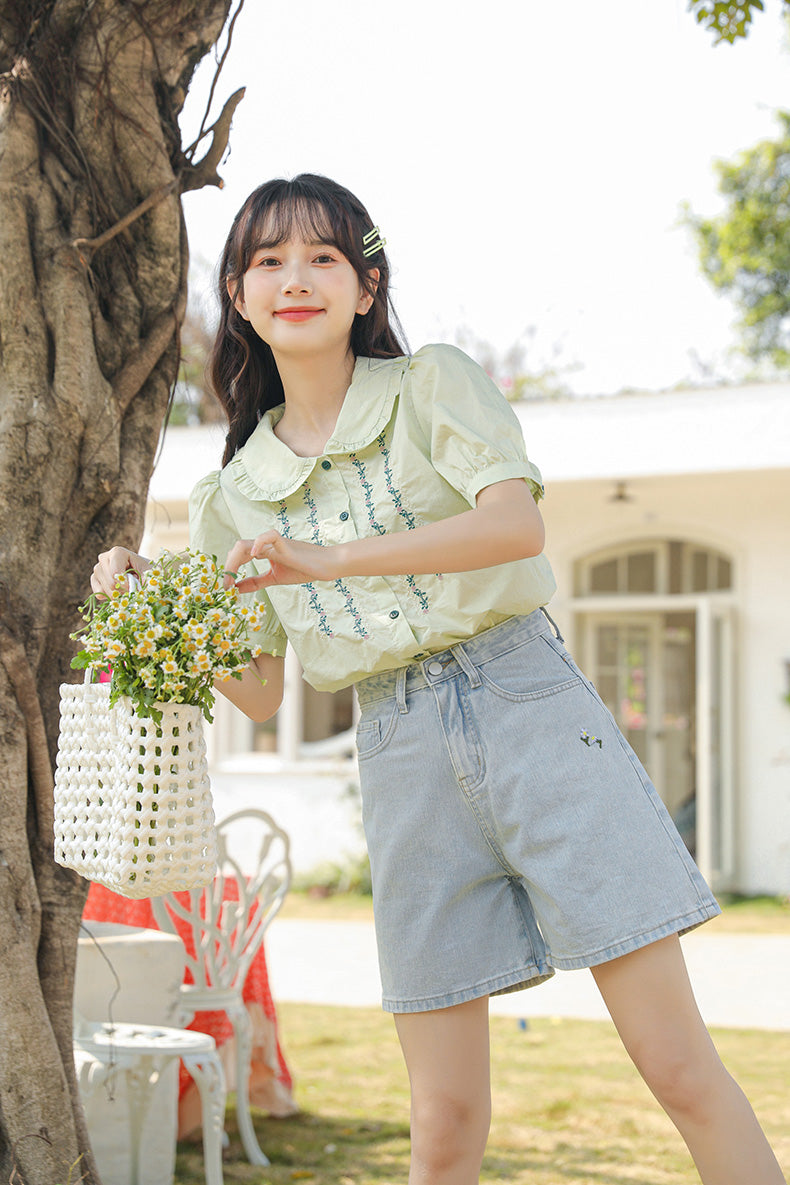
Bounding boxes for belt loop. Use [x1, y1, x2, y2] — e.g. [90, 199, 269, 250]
[396, 666, 409, 714]
[540, 606, 565, 645]
[450, 643, 482, 689]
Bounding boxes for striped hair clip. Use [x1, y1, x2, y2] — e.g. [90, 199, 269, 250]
[362, 226, 386, 258]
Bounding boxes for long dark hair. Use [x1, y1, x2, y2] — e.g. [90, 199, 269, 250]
[208, 174, 408, 465]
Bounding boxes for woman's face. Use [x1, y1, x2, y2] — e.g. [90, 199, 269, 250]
[230, 225, 374, 363]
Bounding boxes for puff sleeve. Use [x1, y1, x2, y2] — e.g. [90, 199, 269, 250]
[188, 471, 287, 657]
[406, 343, 545, 507]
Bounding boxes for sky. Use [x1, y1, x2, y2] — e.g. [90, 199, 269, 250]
[179, 0, 790, 396]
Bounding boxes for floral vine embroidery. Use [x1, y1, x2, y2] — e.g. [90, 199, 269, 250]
[373, 434, 433, 608]
[377, 431, 416, 529]
[278, 498, 334, 637]
[349, 453, 386, 535]
[302, 484, 322, 543]
[334, 579, 369, 639]
[275, 501, 292, 538]
[403, 575, 430, 613]
[307, 588, 334, 637]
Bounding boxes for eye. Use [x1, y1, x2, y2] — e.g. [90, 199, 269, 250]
[314, 252, 336, 264]
[256, 255, 280, 268]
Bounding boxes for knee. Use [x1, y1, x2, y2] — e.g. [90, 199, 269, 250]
[410, 1090, 491, 1174]
[634, 1041, 729, 1125]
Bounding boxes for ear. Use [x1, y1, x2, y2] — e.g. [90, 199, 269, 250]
[357, 268, 379, 316]
[227, 275, 249, 321]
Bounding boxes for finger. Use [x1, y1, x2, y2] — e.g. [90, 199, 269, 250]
[223, 539, 256, 588]
[250, 530, 280, 559]
[234, 573, 275, 594]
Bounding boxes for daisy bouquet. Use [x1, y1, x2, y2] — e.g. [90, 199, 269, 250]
[70, 549, 268, 724]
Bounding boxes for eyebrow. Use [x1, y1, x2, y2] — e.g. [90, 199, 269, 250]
[251, 238, 336, 252]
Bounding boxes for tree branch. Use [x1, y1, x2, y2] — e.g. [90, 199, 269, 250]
[180, 85, 245, 192]
[112, 304, 182, 414]
[71, 180, 177, 257]
[185, 0, 247, 160]
[0, 626, 55, 843]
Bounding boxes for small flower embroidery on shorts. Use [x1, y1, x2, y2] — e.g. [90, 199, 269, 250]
[580, 729, 603, 749]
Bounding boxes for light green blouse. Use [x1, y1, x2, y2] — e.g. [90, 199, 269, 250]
[189, 343, 557, 692]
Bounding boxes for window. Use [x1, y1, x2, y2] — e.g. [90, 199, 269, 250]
[575, 541, 732, 597]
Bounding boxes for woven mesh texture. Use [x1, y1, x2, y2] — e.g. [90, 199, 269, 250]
[54, 684, 217, 898]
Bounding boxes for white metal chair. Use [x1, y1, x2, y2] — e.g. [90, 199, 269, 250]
[73, 1011, 226, 1185]
[151, 808, 292, 1167]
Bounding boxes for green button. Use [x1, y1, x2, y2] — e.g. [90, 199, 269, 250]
[321, 460, 331, 470]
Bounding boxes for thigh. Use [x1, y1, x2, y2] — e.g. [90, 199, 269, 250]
[590, 935, 720, 1076]
[394, 996, 491, 1108]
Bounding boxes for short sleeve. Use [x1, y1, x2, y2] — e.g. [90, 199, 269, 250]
[406, 343, 545, 506]
[188, 471, 287, 658]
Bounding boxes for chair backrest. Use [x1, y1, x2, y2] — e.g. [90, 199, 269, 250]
[151, 809, 291, 992]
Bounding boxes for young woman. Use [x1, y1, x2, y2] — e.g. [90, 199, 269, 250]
[92, 174, 785, 1185]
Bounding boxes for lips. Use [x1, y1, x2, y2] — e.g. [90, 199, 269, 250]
[274, 307, 324, 322]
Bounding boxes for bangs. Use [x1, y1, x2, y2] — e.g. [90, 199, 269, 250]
[244, 185, 357, 263]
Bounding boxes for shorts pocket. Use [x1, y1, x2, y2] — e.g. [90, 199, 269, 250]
[355, 700, 401, 760]
[478, 633, 580, 702]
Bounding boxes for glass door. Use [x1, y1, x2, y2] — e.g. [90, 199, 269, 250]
[581, 604, 734, 885]
[585, 612, 696, 853]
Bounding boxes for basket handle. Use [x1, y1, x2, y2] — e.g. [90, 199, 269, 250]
[83, 567, 142, 684]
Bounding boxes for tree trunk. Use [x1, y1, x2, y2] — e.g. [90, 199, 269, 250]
[0, 3, 239, 1180]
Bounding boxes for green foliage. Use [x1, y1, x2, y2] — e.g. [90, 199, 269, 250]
[690, 0, 763, 44]
[686, 110, 790, 369]
[688, 0, 789, 43]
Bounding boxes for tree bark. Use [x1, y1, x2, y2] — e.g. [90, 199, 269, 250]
[0, 3, 238, 1180]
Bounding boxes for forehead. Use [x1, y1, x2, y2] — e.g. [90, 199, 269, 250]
[251, 196, 338, 248]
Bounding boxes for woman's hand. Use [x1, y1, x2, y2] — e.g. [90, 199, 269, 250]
[90, 547, 152, 599]
[224, 532, 338, 592]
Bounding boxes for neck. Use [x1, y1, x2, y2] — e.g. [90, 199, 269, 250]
[272, 344, 356, 456]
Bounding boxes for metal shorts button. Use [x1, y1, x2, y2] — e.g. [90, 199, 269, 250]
[321, 459, 331, 469]
[427, 660, 444, 676]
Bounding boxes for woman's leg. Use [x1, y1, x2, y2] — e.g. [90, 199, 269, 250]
[591, 935, 785, 1184]
[393, 996, 491, 1185]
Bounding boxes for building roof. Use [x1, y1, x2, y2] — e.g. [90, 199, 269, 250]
[149, 381, 790, 501]
[514, 381, 790, 482]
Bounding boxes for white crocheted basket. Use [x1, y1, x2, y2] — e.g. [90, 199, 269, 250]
[54, 677, 217, 898]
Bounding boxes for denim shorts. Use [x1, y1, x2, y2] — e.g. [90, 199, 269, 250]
[354, 609, 720, 1014]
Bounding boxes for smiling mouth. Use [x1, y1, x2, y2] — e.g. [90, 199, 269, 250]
[274, 308, 324, 321]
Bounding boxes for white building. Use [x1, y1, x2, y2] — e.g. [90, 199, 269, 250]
[143, 382, 790, 895]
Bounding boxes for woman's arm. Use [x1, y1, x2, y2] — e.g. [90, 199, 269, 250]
[227, 479, 545, 592]
[215, 652, 284, 723]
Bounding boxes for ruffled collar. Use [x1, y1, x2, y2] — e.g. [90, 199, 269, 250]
[226, 354, 408, 501]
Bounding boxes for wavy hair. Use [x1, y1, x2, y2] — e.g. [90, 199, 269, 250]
[208, 174, 408, 465]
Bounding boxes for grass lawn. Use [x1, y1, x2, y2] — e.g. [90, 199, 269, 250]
[280, 888, 790, 934]
[173, 891, 789, 1182]
[175, 1005, 790, 1185]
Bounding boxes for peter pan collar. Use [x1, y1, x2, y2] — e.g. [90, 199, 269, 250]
[227, 354, 409, 502]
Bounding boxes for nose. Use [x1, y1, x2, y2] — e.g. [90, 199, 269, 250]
[281, 262, 312, 296]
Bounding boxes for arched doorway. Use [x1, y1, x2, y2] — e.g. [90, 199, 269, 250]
[570, 539, 736, 889]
